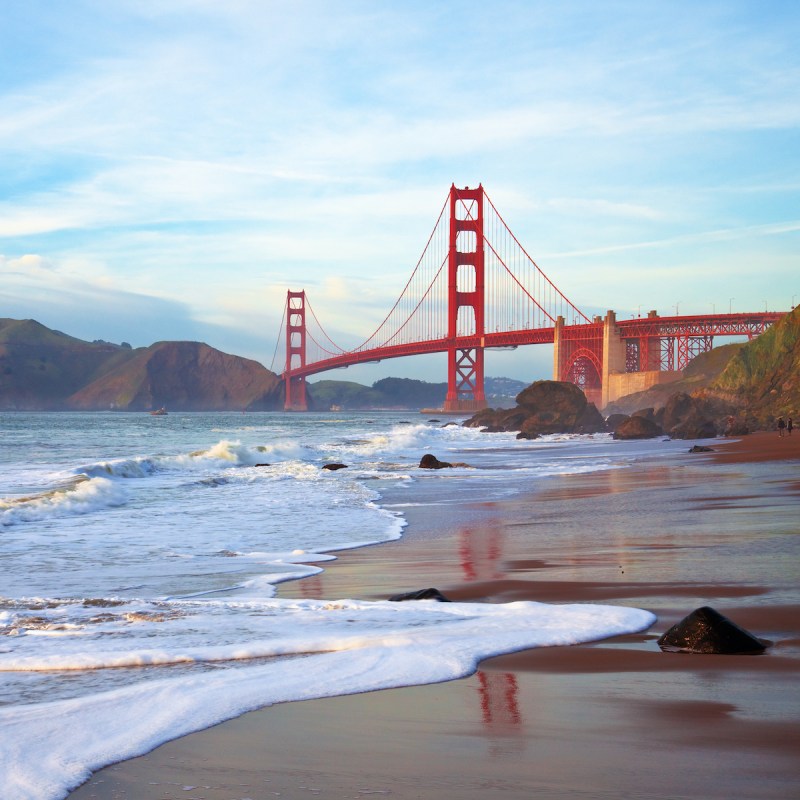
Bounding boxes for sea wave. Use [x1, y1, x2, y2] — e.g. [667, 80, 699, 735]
[0, 477, 128, 527]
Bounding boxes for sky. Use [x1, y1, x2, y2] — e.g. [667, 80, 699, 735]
[1, 0, 798, 384]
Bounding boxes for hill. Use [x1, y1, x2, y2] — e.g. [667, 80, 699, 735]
[0, 319, 136, 410]
[0, 319, 283, 411]
[307, 376, 527, 410]
[308, 377, 447, 410]
[68, 341, 282, 411]
[705, 305, 800, 426]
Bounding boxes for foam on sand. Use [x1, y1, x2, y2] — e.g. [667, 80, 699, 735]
[0, 597, 655, 800]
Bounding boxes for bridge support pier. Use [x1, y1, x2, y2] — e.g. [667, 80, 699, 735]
[444, 345, 486, 412]
[284, 290, 308, 411]
[443, 185, 488, 413]
[601, 310, 626, 408]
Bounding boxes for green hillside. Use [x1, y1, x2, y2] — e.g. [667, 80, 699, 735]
[709, 305, 800, 422]
[0, 319, 136, 409]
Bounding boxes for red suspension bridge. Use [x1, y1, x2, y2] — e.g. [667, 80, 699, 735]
[271, 185, 784, 412]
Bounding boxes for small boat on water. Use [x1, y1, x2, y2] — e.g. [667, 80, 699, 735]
[149, 407, 168, 416]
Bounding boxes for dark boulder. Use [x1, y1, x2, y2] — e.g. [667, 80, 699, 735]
[322, 463, 348, 471]
[613, 415, 663, 439]
[632, 407, 656, 421]
[574, 401, 607, 433]
[515, 380, 589, 433]
[688, 445, 714, 453]
[255, 463, 271, 467]
[463, 406, 529, 432]
[465, 380, 604, 436]
[389, 588, 452, 602]
[419, 453, 453, 469]
[605, 413, 629, 433]
[662, 392, 719, 439]
[658, 607, 767, 654]
[722, 415, 750, 436]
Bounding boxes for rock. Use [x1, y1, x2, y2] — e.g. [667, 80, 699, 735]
[463, 406, 529, 432]
[688, 445, 714, 453]
[605, 413, 630, 433]
[427, 419, 441, 423]
[388, 588, 452, 602]
[465, 380, 603, 436]
[515, 380, 589, 433]
[662, 392, 718, 439]
[574, 401, 607, 433]
[722, 415, 750, 436]
[613, 415, 663, 439]
[419, 453, 453, 469]
[322, 463, 348, 471]
[632, 407, 656, 421]
[658, 607, 767, 654]
[255, 463, 271, 467]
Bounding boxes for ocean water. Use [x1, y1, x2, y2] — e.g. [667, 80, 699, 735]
[0, 411, 671, 800]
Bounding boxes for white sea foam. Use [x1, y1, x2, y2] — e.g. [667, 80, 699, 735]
[0, 598, 655, 800]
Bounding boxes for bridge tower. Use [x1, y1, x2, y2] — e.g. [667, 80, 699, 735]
[284, 290, 308, 411]
[443, 184, 487, 412]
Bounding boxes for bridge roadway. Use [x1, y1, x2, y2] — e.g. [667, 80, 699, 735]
[282, 311, 784, 383]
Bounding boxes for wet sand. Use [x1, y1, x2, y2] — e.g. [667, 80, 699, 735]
[69, 432, 800, 800]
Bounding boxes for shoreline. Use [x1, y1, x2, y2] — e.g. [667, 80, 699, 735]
[68, 431, 800, 799]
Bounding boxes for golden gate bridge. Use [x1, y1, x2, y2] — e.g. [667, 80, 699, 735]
[271, 185, 783, 411]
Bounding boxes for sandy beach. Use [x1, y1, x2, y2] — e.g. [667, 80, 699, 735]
[68, 431, 800, 800]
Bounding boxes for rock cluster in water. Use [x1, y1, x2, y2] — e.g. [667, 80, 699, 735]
[463, 380, 606, 439]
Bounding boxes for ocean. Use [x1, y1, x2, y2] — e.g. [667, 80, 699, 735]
[0, 411, 677, 800]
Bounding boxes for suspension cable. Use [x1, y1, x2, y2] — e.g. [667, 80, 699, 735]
[269, 301, 287, 373]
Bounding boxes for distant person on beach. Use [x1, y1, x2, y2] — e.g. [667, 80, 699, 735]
[788, 417, 794, 436]
[777, 417, 786, 436]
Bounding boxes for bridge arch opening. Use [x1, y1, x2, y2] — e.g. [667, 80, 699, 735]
[564, 348, 602, 405]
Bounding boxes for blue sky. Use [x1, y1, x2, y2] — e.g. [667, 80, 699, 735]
[1, 1, 798, 383]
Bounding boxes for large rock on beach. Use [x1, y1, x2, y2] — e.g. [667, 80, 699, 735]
[658, 607, 767, 654]
[605, 413, 630, 434]
[612, 415, 663, 439]
[464, 380, 606, 436]
[661, 392, 719, 439]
